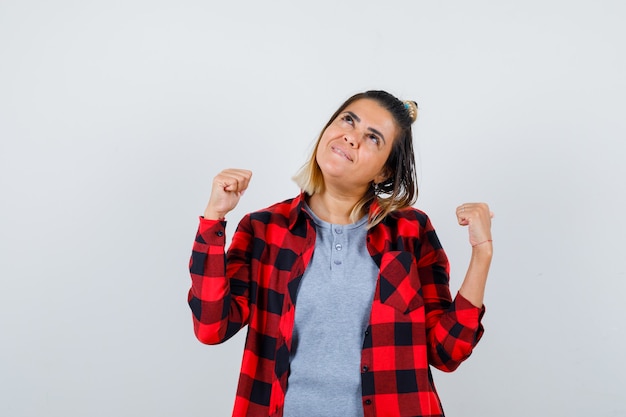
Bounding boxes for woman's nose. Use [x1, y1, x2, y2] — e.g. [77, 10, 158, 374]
[344, 134, 358, 147]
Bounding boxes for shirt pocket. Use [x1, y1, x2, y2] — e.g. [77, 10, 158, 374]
[377, 251, 424, 314]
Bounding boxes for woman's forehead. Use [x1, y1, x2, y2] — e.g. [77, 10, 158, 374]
[342, 99, 398, 136]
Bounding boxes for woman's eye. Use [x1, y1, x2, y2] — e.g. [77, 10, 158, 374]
[369, 134, 380, 145]
[342, 115, 353, 124]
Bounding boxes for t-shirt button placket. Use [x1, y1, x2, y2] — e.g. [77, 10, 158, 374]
[332, 227, 344, 267]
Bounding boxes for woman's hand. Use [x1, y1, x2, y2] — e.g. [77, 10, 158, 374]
[203, 169, 253, 220]
[456, 203, 493, 248]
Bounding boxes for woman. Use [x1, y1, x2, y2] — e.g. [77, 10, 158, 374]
[188, 90, 493, 417]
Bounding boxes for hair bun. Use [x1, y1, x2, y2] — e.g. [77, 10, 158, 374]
[403, 101, 418, 123]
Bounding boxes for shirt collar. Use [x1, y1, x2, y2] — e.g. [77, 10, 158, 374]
[288, 191, 310, 230]
[287, 191, 381, 230]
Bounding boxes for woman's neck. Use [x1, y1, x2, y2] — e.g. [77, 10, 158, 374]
[307, 190, 364, 225]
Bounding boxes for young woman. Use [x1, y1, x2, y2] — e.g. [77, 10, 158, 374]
[188, 90, 493, 417]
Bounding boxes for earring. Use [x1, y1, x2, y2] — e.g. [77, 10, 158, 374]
[373, 182, 380, 195]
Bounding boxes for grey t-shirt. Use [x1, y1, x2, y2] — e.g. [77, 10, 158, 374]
[283, 207, 379, 417]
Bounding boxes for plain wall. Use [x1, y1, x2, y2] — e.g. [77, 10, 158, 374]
[1, 0, 625, 416]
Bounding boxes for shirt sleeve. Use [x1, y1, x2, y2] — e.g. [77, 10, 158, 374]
[417, 218, 486, 372]
[187, 216, 252, 344]
[429, 291, 485, 372]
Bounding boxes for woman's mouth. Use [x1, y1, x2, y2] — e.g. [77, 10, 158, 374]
[331, 146, 353, 162]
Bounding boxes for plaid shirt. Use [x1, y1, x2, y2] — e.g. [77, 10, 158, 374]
[189, 193, 485, 417]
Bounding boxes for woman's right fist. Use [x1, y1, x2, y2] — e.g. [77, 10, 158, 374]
[203, 169, 253, 220]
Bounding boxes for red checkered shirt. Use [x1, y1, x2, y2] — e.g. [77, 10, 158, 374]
[188, 193, 485, 417]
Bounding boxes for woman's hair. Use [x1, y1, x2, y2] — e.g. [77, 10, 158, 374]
[293, 90, 419, 228]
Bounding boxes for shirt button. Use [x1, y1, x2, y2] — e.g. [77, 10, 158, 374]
[333, 260, 342, 265]
[364, 399, 372, 405]
[335, 243, 342, 251]
[364, 330, 370, 336]
[362, 365, 369, 372]
[334, 227, 343, 234]
[216, 231, 224, 237]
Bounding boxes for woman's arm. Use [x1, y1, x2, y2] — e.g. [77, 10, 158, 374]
[417, 204, 493, 371]
[456, 202, 494, 308]
[188, 169, 254, 344]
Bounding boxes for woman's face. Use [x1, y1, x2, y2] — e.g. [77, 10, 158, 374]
[316, 98, 398, 192]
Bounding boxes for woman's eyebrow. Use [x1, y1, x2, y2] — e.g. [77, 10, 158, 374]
[345, 111, 386, 144]
[368, 127, 386, 144]
[345, 111, 361, 123]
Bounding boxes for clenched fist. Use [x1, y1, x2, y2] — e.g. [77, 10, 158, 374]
[455, 203, 494, 248]
[203, 169, 253, 220]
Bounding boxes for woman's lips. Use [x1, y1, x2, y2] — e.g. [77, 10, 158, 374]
[331, 145, 353, 161]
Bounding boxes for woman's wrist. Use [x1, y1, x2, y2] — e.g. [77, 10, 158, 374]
[471, 239, 492, 248]
[203, 209, 226, 220]
[471, 240, 493, 258]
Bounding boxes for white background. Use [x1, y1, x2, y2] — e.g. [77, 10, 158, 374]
[1, 1, 625, 416]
